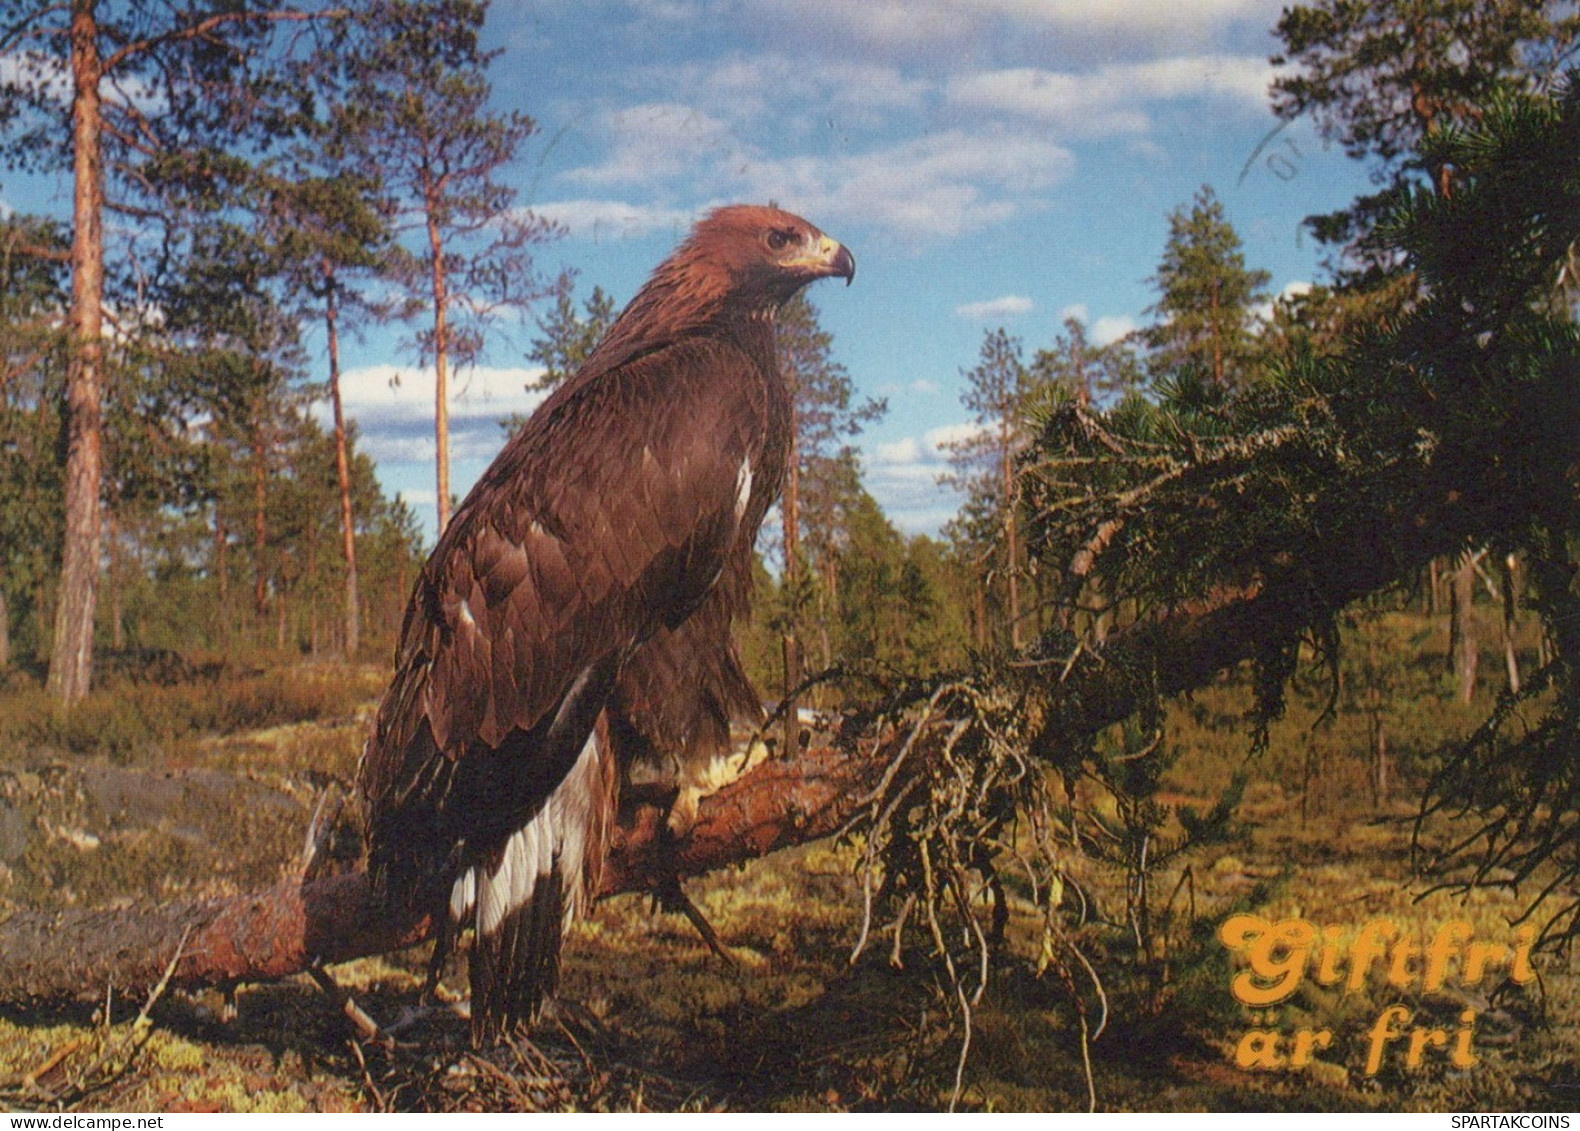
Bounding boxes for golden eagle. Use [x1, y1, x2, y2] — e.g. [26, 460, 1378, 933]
[357, 205, 855, 1042]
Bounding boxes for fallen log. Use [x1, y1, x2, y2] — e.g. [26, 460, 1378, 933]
[0, 480, 1487, 1007]
[0, 739, 889, 1005]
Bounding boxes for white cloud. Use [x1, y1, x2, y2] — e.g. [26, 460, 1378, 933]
[949, 68, 1148, 135]
[997, 0, 1278, 35]
[1060, 302, 1089, 323]
[925, 421, 989, 452]
[862, 426, 968, 534]
[624, 0, 700, 19]
[326, 364, 549, 468]
[877, 378, 940, 396]
[946, 55, 1274, 137]
[395, 487, 438, 508]
[0, 51, 69, 104]
[955, 295, 1034, 321]
[0, 49, 166, 117]
[859, 421, 1007, 534]
[532, 199, 698, 240]
[565, 102, 741, 188]
[741, 0, 1281, 55]
[872, 437, 920, 464]
[557, 75, 1073, 240]
[646, 54, 929, 123]
[1253, 279, 1314, 323]
[737, 128, 1074, 238]
[337, 363, 547, 421]
[1090, 315, 1138, 346]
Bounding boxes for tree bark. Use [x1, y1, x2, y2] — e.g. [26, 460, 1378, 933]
[1450, 558, 1478, 705]
[46, 0, 106, 706]
[1210, 277, 1223, 386]
[252, 419, 270, 634]
[325, 263, 360, 660]
[107, 510, 123, 652]
[1500, 553, 1520, 695]
[213, 508, 230, 648]
[423, 179, 453, 536]
[781, 399, 801, 739]
[1001, 414, 1021, 650]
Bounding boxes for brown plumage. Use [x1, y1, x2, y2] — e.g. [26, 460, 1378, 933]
[357, 205, 855, 1043]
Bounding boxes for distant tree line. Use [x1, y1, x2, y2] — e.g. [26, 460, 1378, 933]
[2, 0, 1575, 769]
[0, 0, 551, 692]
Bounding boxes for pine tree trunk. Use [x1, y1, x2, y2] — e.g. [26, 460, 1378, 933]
[107, 510, 123, 652]
[305, 535, 318, 658]
[1210, 278, 1224, 386]
[325, 268, 360, 660]
[780, 407, 801, 737]
[1501, 553, 1520, 695]
[0, 587, 10, 668]
[252, 423, 269, 635]
[1450, 558, 1478, 704]
[1001, 424, 1022, 650]
[781, 633, 800, 755]
[1366, 636, 1387, 809]
[213, 509, 229, 649]
[818, 550, 836, 675]
[276, 568, 288, 651]
[974, 583, 987, 650]
[424, 186, 452, 535]
[782, 404, 800, 596]
[47, 0, 106, 706]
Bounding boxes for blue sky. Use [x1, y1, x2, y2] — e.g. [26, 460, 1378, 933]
[16, 0, 1382, 544]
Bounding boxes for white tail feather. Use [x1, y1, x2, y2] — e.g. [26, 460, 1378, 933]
[450, 727, 607, 937]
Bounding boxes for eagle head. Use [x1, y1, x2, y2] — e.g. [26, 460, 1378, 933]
[683, 204, 856, 307]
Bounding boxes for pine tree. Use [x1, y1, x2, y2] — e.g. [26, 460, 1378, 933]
[264, 160, 393, 659]
[0, 215, 68, 667]
[338, 0, 557, 534]
[0, 0, 341, 702]
[1272, 6, 1580, 696]
[944, 327, 1032, 649]
[528, 280, 617, 393]
[774, 294, 885, 674]
[1271, 0, 1580, 272]
[1144, 186, 1270, 389]
[1029, 317, 1145, 409]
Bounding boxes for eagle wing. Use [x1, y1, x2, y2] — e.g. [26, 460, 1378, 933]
[359, 335, 773, 906]
[611, 550, 762, 788]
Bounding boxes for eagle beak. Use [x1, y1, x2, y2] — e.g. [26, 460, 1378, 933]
[830, 239, 856, 286]
[788, 234, 856, 285]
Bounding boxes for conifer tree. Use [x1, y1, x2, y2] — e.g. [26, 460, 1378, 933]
[1144, 186, 1270, 390]
[1029, 317, 1145, 409]
[944, 328, 1032, 649]
[0, 0, 341, 702]
[338, 0, 557, 534]
[1271, 0, 1580, 271]
[528, 281, 617, 394]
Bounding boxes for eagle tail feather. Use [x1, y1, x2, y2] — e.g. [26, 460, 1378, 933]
[461, 720, 617, 1044]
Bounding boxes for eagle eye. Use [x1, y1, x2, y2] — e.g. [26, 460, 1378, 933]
[765, 227, 796, 252]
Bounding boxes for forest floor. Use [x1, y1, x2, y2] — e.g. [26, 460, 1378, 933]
[0, 618, 1576, 1112]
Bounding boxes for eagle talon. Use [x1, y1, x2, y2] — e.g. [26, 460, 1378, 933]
[656, 875, 738, 968]
[666, 787, 702, 839]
